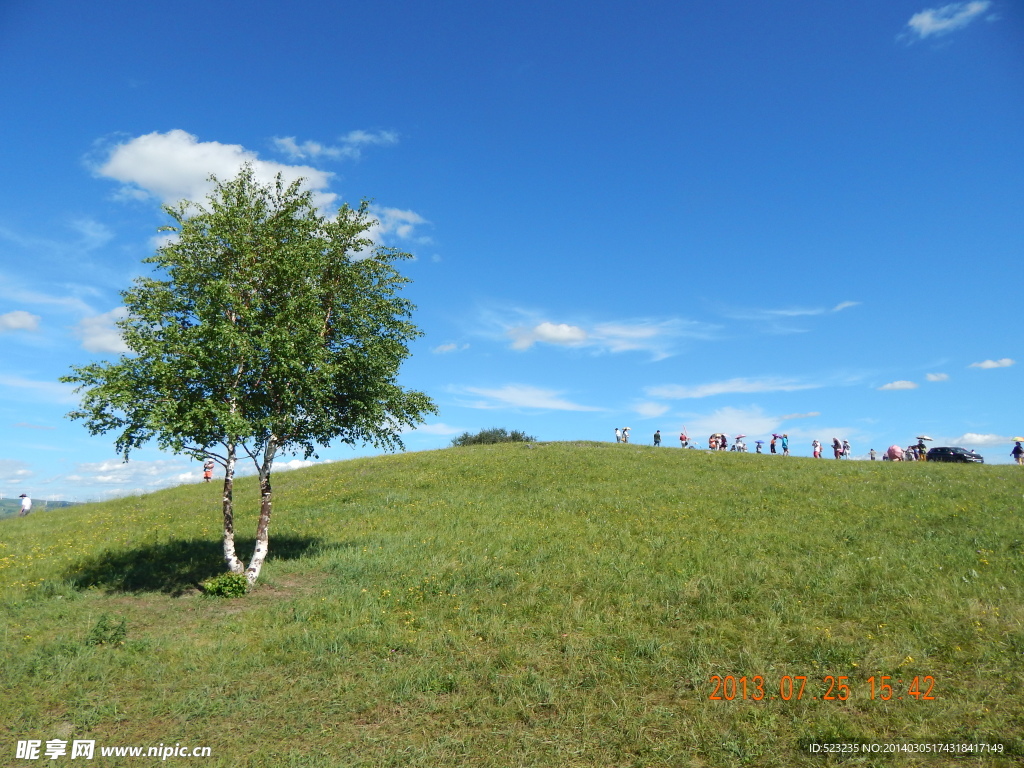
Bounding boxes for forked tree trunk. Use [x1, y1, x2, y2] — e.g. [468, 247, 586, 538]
[245, 440, 278, 585]
[220, 443, 245, 574]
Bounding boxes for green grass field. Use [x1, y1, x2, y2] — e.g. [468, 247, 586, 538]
[0, 499, 78, 521]
[2, 442, 1022, 766]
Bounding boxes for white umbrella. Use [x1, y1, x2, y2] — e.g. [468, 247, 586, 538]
[915, 436, 933, 441]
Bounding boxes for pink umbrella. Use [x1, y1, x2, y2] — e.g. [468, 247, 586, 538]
[735, 434, 746, 439]
[886, 445, 904, 461]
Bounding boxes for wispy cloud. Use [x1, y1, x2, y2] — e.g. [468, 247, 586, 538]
[432, 343, 469, 354]
[945, 432, 1009, 447]
[969, 358, 1014, 369]
[0, 375, 78, 403]
[725, 300, 860, 335]
[632, 401, 671, 419]
[905, 1, 992, 40]
[0, 459, 34, 486]
[646, 377, 819, 400]
[0, 218, 113, 258]
[731, 300, 860, 320]
[408, 422, 465, 436]
[503, 312, 717, 360]
[457, 384, 603, 412]
[0, 310, 40, 332]
[925, 372, 949, 381]
[878, 380, 918, 390]
[63, 457, 192, 491]
[832, 301, 860, 312]
[682, 406, 784, 439]
[781, 411, 821, 420]
[0, 277, 98, 316]
[273, 130, 398, 161]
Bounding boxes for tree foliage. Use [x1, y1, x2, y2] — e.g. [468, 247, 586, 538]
[62, 166, 435, 583]
[450, 427, 537, 447]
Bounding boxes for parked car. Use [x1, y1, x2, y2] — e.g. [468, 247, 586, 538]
[926, 446, 984, 463]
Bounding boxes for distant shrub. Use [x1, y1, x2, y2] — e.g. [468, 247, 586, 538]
[201, 573, 249, 598]
[450, 427, 537, 447]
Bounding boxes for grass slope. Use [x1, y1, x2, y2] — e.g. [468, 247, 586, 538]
[1, 442, 1022, 767]
[0, 499, 78, 521]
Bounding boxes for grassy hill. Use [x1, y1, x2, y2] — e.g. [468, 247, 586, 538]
[1, 442, 1021, 766]
[0, 498, 79, 520]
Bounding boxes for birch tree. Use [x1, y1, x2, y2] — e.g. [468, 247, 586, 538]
[62, 166, 435, 584]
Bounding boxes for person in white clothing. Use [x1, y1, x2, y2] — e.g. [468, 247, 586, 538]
[18, 493, 31, 516]
[614, 428, 622, 443]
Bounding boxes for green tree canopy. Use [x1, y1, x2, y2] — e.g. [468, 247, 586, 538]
[62, 166, 435, 583]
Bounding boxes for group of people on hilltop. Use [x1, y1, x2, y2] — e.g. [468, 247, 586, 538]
[882, 439, 930, 461]
[617, 429, 1024, 464]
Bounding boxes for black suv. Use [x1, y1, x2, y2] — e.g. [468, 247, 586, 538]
[926, 446, 984, 463]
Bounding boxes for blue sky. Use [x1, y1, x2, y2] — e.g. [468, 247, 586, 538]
[1, 0, 1021, 501]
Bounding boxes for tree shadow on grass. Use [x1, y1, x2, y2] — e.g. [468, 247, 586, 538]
[64, 535, 323, 596]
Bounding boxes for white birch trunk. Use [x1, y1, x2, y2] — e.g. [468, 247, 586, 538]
[245, 439, 277, 585]
[220, 443, 245, 574]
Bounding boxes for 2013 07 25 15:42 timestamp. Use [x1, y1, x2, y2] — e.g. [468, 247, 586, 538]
[709, 674, 937, 702]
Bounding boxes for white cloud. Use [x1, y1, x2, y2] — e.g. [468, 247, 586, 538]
[96, 129, 337, 209]
[69, 218, 115, 250]
[504, 314, 716, 359]
[273, 130, 398, 161]
[0, 459, 34, 486]
[370, 206, 430, 243]
[342, 129, 399, 147]
[0, 310, 40, 331]
[762, 307, 827, 318]
[878, 380, 918, 390]
[410, 422, 465, 436]
[832, 301, 860, 312]
[592, 321, 708, 358]
[683, 406, 783, 439]
[633, 401, 671, 419]
[781, 411, 821, 420]
[74, 307, 129, 354]
[276, 459, 314, 471]
[646, 377, 818, 400]
[432, 343, 469, 354]
[969, 358, 1014, 369]
[906, 1, 991, 39]
[0, 375, 78, 403]
[0, 282, 95, 315]
[63, 457, 191, 492]
[925, 372, 949, 382]
[510, 322, 589, 350]
[945, 432, 1010, 447]
[458, 384, 602, 412]
[0, 218, 112, 258]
